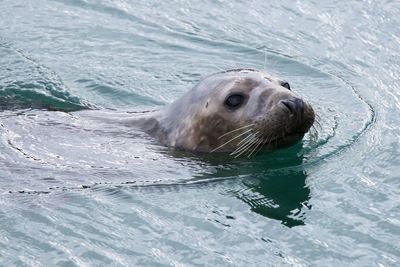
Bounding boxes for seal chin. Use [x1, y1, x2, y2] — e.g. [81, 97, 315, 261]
[273, 132, 305, 149]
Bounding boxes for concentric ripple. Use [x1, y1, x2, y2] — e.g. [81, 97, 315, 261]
[0, 0, 398, 266]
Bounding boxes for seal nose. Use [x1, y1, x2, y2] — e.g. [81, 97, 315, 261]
[280, 98, 305, 115]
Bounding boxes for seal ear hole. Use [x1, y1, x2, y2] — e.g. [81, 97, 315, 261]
[205, 102, 209, 108]
[225, 93, 245, 110]
[280, 81, 291, 90]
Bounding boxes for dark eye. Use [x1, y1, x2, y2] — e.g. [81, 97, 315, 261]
[225, 94, 245, 109]
[280, 81, 291, 90]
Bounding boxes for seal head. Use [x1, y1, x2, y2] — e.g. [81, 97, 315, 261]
[148, 69, 315, 155]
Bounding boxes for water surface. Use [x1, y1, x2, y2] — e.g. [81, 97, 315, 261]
[1, 0, 399, 266]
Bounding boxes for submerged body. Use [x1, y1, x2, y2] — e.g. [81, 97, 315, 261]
[135, 69, 315, 156]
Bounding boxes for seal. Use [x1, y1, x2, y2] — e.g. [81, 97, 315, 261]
[134, 69, 315, 156]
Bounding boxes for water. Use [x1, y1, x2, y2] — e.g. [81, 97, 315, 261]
[1, 0, 399, 265]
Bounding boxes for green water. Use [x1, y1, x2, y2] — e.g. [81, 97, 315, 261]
[1, 0, 399, 266]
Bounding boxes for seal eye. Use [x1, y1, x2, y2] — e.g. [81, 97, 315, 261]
[225, 94, 245, 109]
[280, 81, 291, 90]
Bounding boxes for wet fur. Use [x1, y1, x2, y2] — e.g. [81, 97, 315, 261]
[138, 69, 315, 155]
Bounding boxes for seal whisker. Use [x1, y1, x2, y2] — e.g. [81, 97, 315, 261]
[230, 137, 254, 156]
[236, 132, 256, 146]
[233, 138, 258, 158]
[231, 132, 260, 157]
[217, 124, 254, 140]
[313, 118, 321, 129]
[211, 128, 253, 152]
[255, 136, 270, 155]
[249, 133, 265, 154]
[275, 132, 283, 148]
[308, 125, 319, 141]
[310, 125, 318, 134]
[231, 141, 252, 157]
[255, 132, 274, 156]
[231, 134, 256, 155]
[251, 132, 274, 157]
[230, 134, 256, 155]
[245, 137, 260, 157]
[247, 137, 264, 158]
[265, 133, 276, 148]
[264, 134, 272, 147]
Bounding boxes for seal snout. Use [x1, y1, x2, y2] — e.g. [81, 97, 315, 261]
[278, 97, 315, 135]
[280, 98, 305, 116]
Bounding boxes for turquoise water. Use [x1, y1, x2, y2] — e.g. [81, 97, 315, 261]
[1, 0, 399, 265]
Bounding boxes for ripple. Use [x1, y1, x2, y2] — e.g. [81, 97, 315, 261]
[0, 43, 91, 111]
[0, 0, 398, 265]
[261, 53, 377, 165]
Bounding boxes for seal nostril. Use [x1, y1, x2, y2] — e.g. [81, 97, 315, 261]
[281, 98, 305, 115]
[281, 100, 294, 114]
[294, 98, 305, 113]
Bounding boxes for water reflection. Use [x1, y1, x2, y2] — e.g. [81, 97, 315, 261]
[181, 144, 311, 227]
[238, 169, 310, 227]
